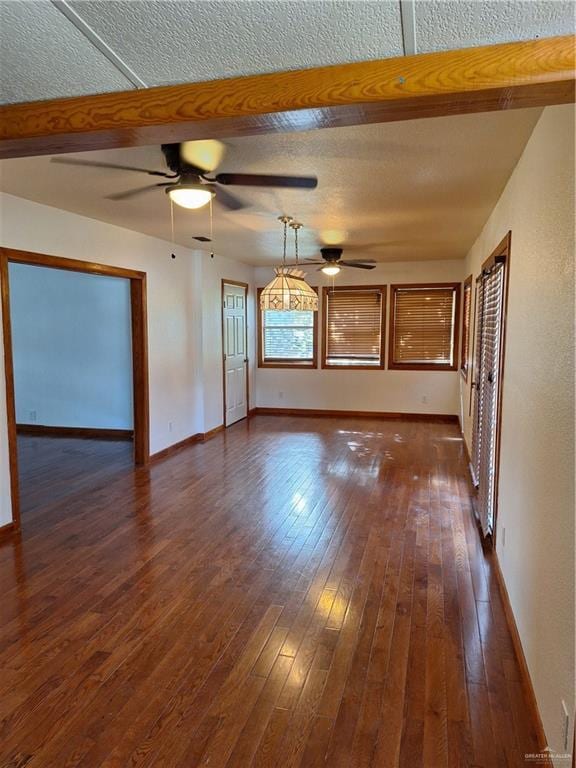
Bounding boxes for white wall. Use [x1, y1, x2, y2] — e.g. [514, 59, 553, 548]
[0, 192, 255, 526]
[460, 105, 575, 762]
[9, 262, 133, 430]
[255, 259, 464, 415]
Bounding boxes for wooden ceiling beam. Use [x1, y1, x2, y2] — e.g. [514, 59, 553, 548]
[0, 35, 574, 159]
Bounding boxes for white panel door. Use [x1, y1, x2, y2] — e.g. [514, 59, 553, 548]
[223, 283, 248, 426]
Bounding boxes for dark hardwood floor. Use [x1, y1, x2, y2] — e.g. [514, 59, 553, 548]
[16, 433, 134, 520]
[1, 417, 540, 767]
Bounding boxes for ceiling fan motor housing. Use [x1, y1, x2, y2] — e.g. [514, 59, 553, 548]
[321, 247, 343, 262]
[161, 143, 186, 174]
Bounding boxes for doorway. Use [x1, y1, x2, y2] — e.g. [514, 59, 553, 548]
[470, 232, 510, 541]
[0, 247, 149, 531]
[222, 280, 248, 426]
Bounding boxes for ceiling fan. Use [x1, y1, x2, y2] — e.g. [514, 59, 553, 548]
[50, 140, 318, 211]
[286, 247, 376, 275]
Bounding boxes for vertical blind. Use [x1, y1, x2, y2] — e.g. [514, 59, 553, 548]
[325, 288, 383, 365]
[461, 280, 472, 375]
[473, 263, 505, 536]
[391, 286, 457, 366]
[471, 277, 484, 485]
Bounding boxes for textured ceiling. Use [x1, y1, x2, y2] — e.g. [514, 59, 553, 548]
[0, 0, 573, 105]
[0, 108, 542, 264]
[66, 0, 404, 87]
[0, 0, 130, 104]
[415, 1, 575, 52]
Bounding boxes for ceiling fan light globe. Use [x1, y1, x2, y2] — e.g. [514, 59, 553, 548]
[321, 265, 341, 276]
[167, 184, 215, 209]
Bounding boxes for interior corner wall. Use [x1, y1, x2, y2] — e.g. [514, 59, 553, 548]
[0, 192, 257, 526]
[254, 259, 465, 415]
[459, 104, 575, 762]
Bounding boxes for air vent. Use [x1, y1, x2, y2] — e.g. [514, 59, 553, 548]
[192, 236, 212, 242]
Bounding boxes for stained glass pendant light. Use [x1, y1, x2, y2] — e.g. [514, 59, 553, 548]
[260, 216, 319, 312]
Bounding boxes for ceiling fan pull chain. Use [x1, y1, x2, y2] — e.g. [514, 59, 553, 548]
[209, 196, 213, 240]
[170, 197, 176, 259]
[209, 196, 214, 257]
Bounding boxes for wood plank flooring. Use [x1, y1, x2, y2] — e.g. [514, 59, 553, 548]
[0, 417, 541, 767]
[16, 433, 134, 520]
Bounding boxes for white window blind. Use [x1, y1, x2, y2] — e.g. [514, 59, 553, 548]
[262, 309, 314, 361]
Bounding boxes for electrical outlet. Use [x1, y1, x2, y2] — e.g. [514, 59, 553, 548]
[29, 410, 37, 422]
[421, 395, 428, 404]
[278, 391, 284, 400]
[501, 526, 506, 548]
[561, 700, 569, 751]
[169, 421, 173, 433]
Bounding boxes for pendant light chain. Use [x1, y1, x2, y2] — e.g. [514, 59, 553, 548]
[295, 224, 299, 265]
[290, 220, 303, 265]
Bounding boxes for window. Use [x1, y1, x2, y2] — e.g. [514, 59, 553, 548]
[388, 283, 460, 370]
[322, 286, 386, 369]
[257, 287, 317, 367]
[461, 275, 473, 379]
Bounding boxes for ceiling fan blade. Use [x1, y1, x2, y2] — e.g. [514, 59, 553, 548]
[51, 157, 175, 178]
[214, 173, 318, 189]
[339, 258, 377, 263]
[339, 261, 376, 270]
[105, 182, 173, 201]
[284, 261, 323, 266]
[215, 187, 246, 211]
[180, 140, 227, 172]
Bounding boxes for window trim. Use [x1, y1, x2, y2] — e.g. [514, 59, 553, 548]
[257, 286, 318, 369]
[460, 275, 473, 380]
[321, 284, 387, 370]
[387, 282, 461, 372]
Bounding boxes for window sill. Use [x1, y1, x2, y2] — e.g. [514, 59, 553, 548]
[259, 360, 317, 369]
[388, 362, 458, 372]
[322, 362, 384, 370]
